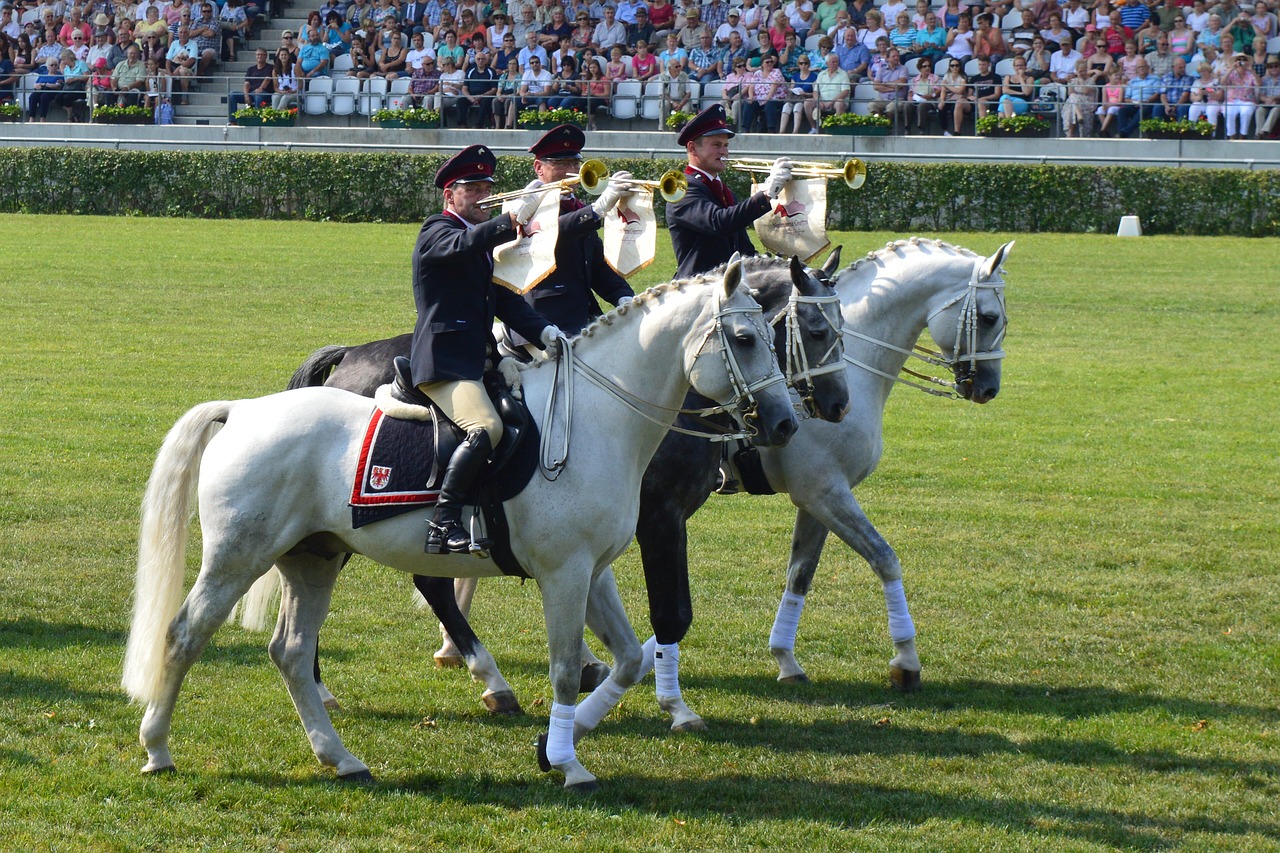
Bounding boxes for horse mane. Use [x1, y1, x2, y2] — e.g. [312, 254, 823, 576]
[518, 255, 790, 374]
[844, 237, 982, 275]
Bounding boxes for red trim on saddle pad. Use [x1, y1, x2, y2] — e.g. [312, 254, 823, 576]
[350, 408, 440, 507]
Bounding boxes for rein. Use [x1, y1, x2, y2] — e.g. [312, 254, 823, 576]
[539, 299, 784, 479]
[770, 291, 845, 415]
[841, 262, 1007, 400]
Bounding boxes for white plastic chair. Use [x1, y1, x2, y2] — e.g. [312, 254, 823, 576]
[804, 33, 822, 52]
[358, 76, 390, 115]
[934, 57, 951, 75]
[852, 81, 877, 115]
[994, 58, 1014, 77]
[700, 79, 725, 109]
[904, 57, 920, 75]
[330, 76, 360, 115]
[331, 53, 354, 73]
[385, 75, 413, 110]
[621, 54, 634, 75]
[612, 78, 641, 119]
[964, 58, 981, 75]
[641, 78, 663, 120]
[1268, 36, 1280, 54]
[302, 76, 333, 114]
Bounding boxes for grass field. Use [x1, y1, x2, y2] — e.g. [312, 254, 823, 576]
[1, 214, 1278, 852]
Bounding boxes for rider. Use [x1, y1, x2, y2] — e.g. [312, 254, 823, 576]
[502, 124, 637, 354]
[412, 144, 562, 555]
[666, 103, 792, 279]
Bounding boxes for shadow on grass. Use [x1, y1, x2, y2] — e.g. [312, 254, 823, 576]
[0, 618, 125, 650]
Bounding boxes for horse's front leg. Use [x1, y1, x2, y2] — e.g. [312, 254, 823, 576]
[784, 497, 921, 690]
[572, 566, 643, 743]
[413, 575, 520, 715]
[535, 561, 599, 791]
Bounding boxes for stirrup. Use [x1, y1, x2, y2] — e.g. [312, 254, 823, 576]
[426, 520, 470, 555]
[714, 465, 741, 496]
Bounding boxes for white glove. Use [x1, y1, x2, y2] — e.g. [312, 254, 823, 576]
[591, 170, 634, 218]
[497, 356, 524, 400]
[763, 158, 792, 200]
[509, 178, 544, 225]
[540, 324, 563, 358]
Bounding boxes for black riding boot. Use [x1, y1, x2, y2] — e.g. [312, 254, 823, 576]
[426, 428, 493, 554]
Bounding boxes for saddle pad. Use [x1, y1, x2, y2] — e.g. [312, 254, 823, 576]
[350, 409, 443, 528]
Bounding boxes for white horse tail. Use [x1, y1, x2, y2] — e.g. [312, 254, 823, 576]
[122, 400, 234, 704]
[233, 567, 283, 632]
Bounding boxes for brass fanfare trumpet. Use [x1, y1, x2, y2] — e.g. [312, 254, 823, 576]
[580, 161, 689, 204]
[728, 158, 868, 190]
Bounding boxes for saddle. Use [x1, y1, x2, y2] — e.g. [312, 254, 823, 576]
[348, 357, 539, 577]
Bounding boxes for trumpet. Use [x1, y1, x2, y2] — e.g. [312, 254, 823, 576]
[580, 163, 689, 204]
[477, 175, 584, 209]
[729, 158, 868, 190]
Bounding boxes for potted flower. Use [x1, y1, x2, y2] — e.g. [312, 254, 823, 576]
[0, 102, 21, 122]
[233, 105, 298, 127]
[975, 114, 1052, 137]
[665, 110, 695, 131]
[92, 103, 152, 125]
[821, 112, 891, 136]
[1139, 117, 1216, 140]
[517, 107, 587, 130]
[372, 107, 441, 128]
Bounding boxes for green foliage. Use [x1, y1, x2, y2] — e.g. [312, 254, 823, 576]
[0, 149, 1278, 235]
[665, 109, 695, 129]
[0, 102, 23, 117]
[1140, 117, 1216, 138]
[821, 112, 890, 128]
[231, 104, 298, 122]
[371, 107, 441, 125]
[976, 114, 1051, 135]
[517, 107, 587, 127]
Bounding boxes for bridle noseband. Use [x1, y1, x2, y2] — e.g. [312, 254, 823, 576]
[771, 289, 845, 418]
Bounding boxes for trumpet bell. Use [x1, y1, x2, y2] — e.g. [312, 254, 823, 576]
[659, 171, 687, 203]
[579, 159, 609, 195]
[844, 159, 867, 190]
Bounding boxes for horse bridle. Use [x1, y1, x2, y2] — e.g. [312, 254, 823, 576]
[770, 290, 845, 418]
[840, 260, 1008, 399]
[539, 296, 786, 478]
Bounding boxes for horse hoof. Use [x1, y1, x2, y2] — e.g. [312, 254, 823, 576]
[777, 673, 810, 685]
[433, 653, 465, 669]
[482, 690, 522, 716]
[322, 696, 342, 712]
[565, 778, 599, 794]
[141, 763, 176, 776]
[338, 769, 376, 785]
[670, 717, 707, 733]
[535, 733, 552, 773]
[579, 662, 611, 694]
[891, 666, 921, 692]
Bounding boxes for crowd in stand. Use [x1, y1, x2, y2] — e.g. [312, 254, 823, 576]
[3, 0, 1280, 136]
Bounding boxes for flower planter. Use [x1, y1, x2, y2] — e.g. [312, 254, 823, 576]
[0, 114, 21, 122]
[237, 116, 295, 127]
[377, 119, 440, 128]
[1143, 130, 1212, 140]
[95, 115, 152, 125]
[978, 128, 1052, 138]
[826, 125, 890, 136]
[519, 121, 584, 130]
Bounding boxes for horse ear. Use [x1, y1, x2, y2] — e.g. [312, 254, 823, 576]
[790, 255, 818, 297]
[820, 245, 842, 279]
[980, 240, 1015, 282]
[722, 252, 743, 299]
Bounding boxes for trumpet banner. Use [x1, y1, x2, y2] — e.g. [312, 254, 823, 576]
[602, 191, 656, 278]
[750, 178, 831, 264]
[492, 191, 560, 294]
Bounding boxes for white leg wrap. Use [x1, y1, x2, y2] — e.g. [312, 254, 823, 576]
[654, 642, 681, 700]
[638, 635, 657, 680]
[883, 579, 915, 643]
[574, 678, 626, 733]
[768, 590, 806, 651]
[545, 702, 576, 766]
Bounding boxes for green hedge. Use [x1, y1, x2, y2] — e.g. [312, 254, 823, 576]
[1, 147, 1277, 235]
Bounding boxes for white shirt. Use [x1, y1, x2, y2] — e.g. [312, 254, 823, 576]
[715, 22, 749, 44]
[1049, 48, 1081, 81]
[1186, 9, 1210, 32]
[521, 66, 552, 93]
[406, 46, 435, 69]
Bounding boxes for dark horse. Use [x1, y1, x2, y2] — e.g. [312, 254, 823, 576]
[272, 253, 850, 719]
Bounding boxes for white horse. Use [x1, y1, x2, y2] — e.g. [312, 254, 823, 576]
[121, 258, 799, 791]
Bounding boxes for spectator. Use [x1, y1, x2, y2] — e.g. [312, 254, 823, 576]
[658, 55, 691, 120]
[487, 10, 511, 46]
[495, 31, 519, 70]
[938, 0, 966, 30]
[938, 56, 968, 135]
[109, 43, 147, 104]
[1040, 13, 1073, 48]
[165, 24, 198, 102]
[436, 29, 464, 68]
[0, 8, 18, 42]
[87, 25, 123, 69]
[547, 53, 581, 110]
[997, 53, 1034, 116]
[1221, 51, 1258, 137]
[188, 1, 219, 74]
[1250, 1, 1276, 39]
[13, 33, 36, 77]
[649, 0, 677, 38]
[1133, 16, 1163, 54]
[1254, 54, 1280, 136]
[1146, 32, 1176, 77]
[1227, 10, 1256, 50]
[230, 45, 272, 118]
[1169, 14, 1197, 59]
[437, 52, 465, 118]
[59, 9, 91, 47]
[681, 7, 711, 51]
[593, 4, 626, 52]
[410, 51, 440, 107]
[626, 6, 655, 46]
[784, 0, 814, 40]
[811, 50, 850, 130]
[322, 10, 352, 57]
[1250, 34, 1269, 75]
[1008, 9, 1040, 56]
[689, 28, 722, 82]
[519, 52, 552, 112]
[57, 49, 89, 119]
[765, 10, 790, 52]
[219, 0, 249, 62]
[1199, 13, 1223, 50]
[1095, 65, 1126, 133]
[406, 31, 433, 72]
[494, 56, 520, 128]
[570, 9, 594, 50]
[369, 0, 398, 28]
[581, 57, 609, 128]
[946, 13, 976, 63]
[277, 29, 298, 69]
[633, 38, 660, 79]
[1050, 35, 1082, 83]
[1062, 0, 1091, 37]
[1023, 36, 1050, 80]
[1058, 58, 1094, 136]
[297, 25, 331, 81]
[835, 25, 870, 77]
[867, 46, 907, 126]
[750, 27, 778, 68]
[781, 51, 817, 132]
[540, 5, 572, 49]
[456, 8, 485, 47]
[903, 59, 941, 133]
[722, 54, 750, 124]
[27, 54, 63, 120]
[511, 4, 539, 43]
[518, 29, 548, 71]
[974, 13, 1007, 63]
[914, 12, 946, 65]
[967, 53, 1001, 122]
[348, 33, 375, 78]
[136, 4, 167, 51]
[1160, 55, 1194, 120]
[658, 29, 687, 70]
[1187, 61, 1222, 126]
[344, 0, 370, 26]
[743, 51, 786, 130]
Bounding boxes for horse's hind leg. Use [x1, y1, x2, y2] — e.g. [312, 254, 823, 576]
[140, 563, 265, 774]
[271, 554, 372, 781]
[414, 575, 520, 715]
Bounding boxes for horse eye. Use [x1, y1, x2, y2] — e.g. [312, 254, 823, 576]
[980, 312, 1001, 325]
[808, 328, 827, 341]
[735, 332, 755, 346]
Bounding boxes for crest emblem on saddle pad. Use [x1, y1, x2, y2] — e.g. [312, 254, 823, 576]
[369, 465, 392, 490]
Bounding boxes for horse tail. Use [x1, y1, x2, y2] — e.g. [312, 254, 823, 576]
[286, 345, 349, 390]
[122, 400, 234, 705]
[232, 566, 282, 632]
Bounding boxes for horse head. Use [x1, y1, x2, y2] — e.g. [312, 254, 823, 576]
[688, 255, 799, 447]
[925, 240, 1012, 405]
